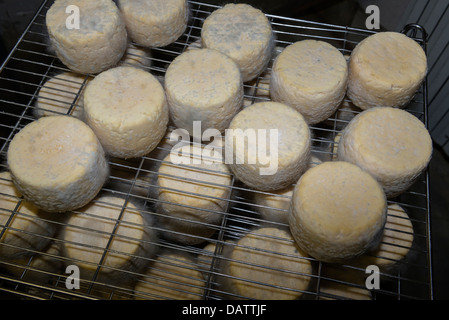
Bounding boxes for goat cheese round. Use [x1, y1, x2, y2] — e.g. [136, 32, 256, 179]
[119, 0, 188, 48]
[165, 48, 243, 135]
[201, 3, 275, 82]
[83, 66, 169, 159]
[119, 43, 153, 69]
[347, 31, 427, 110]
[270, 40, 348, 125]
[289, 161, 387, 263]
[35, 72, 90, 119]
[337, 107, 433, 198]
[46, 0, 127, 74]
[225, 101, 311, 191]
[7, 116, 109, 212]
[220, 227, 313, 300]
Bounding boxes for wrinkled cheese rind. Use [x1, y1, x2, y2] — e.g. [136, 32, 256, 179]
[220, 227, 313, 300]
[201, 3, 275, 82]
[337, 107, 433, 198]
[165, 48, 243, 135]
[46, 0, 127, 74]
[119, 0, 188, 48]
[347, 32, 427, 110]
[84, 66, 169, 159]
[289, 161, 387, 263]
[225, 101, 311, 191]
[270, 40, 348, 125]
[7, 116, 109, 212]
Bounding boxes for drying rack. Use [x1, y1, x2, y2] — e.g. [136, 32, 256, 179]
[0, 0, 433, 300]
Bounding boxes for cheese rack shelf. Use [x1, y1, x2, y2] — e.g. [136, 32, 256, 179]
[0, 0, 433, 300]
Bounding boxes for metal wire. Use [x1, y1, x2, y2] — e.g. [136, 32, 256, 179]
[0, 0, 432, 300]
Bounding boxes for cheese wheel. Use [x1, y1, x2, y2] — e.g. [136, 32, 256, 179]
[134, 252, 205, 300]
[201, 3, 275, 82]
[347, 32, 427, 110]
[319, 265, 372, 300]
[46, 0, 127, 74]
[220, 227, 313, 300]
[35, 72, 90, 119]
[165, 48, 243, 135]
[354, 204, 414, 268]
[83, 66, 169, 159]
[61, 195, 157, 287]
[0, 171, 59, 259]
[119, 43, 152, 69]
[7, 116, 109, 212]
[119, 0, 188, 48]
[337, 107, 433, 198]
[253, 156, 322, 225]
[270, 40, 348, 125]
[156, 144, 232, 245]
[225, 101, 311, 191]
[289, 161, 387, 263]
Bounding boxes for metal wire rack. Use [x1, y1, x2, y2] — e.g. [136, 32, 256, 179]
[0, 0, 432, 300]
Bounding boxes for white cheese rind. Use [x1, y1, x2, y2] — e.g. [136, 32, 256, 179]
[225, 101, 311, 191]
[165, 48, 243, 135]
[337, 107, 433, 198]
[7, 116, 109, 212]
[201, 3, 275, 82]
[220, 227, 313, 300]
[119, 0, 188, 48]
[289, 161, 387, 263]
[270, 40, 348, 125]
[46, 0, 128, 74]
[347, 32, 427, 110]
[83, 66, 169, 159]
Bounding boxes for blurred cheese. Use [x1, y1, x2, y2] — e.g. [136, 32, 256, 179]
[46, 0, 127, 74]
[119, 43, 153, 69]
[84, 66, 169, 159]
[7, 116, 109, 212]
[270, 40, 348, 125]
[119, 0, 188, 48]
[201, 3, 275, 82]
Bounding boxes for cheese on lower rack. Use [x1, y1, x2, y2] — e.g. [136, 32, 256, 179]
[46, 0, 127, 74]
[337, 107, 433, 198]
[0, 171, 59, 260]
[225, 101, 311, 191]
[270, 40, 348, 125]
[220, 227, 313, 300]
[347, 32, 427, 110]
[35, 72, 90, 119]
[61, 195, 157, 289]
[165, 48, 243, 135]
[119, 0, 188, 48]
[83, 66, 169, 159]
[289, 161, 387, 263]
[201, 3, 275, 82]
[119, 43, 153, 69]
[7, 116, 109, 212]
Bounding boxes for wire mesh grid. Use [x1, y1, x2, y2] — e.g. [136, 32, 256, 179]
[0, 0, 432, 300]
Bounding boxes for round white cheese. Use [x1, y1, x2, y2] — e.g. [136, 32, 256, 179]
[220, 227, 313, 300]
[134, 252, 205, 300]
[119, 43, 153, 69]
[34, 72, 90, 120]
[83, 66, 169, 159]
[156, 144, 232, 245]
[337, 107, 433, 198]
[7, 116, 109, 212]
[61, 195, 157, 288]
[0, 171, 59, 259]
[347, 31, 427, 110]
[270, 40, 348, 125]
[201, 3, 275, 82]
[119, 0, 188, 48]
[289, 161, 387, 263]
[164, 48, 243, 135]
[46, 0, 128, 74]
[225, 101, 311, 191]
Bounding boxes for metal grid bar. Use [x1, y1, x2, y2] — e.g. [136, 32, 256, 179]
[0, 0, 432, 300]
